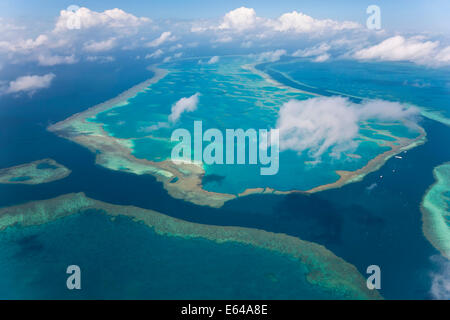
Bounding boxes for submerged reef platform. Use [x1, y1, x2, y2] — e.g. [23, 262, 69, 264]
[0, 192, 382, 299]
[0, 158, 71, 185]
[48, 66, 235, 208]
[48, 57, 426, 208]
[421, 162, 450, 259]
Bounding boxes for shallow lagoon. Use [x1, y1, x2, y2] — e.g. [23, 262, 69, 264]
[91, 57, 422, 195]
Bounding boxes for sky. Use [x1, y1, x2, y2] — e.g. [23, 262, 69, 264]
[0, 0, 449, 33]
[1, 0, 449, 96]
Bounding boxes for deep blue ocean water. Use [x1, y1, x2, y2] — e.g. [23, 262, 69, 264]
[0, 56, 449, 299]
[91, 57, 418, 194]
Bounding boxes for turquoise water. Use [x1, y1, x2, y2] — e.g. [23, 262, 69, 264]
[92, 56, 418, 194]
[8, 176, 31, 182]
[0, 211, 333, 299]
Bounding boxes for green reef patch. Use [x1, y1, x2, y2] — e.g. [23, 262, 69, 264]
[421, 162, 450, 259]
[0, 192, 382, 300]
[0, 158, 71, 185]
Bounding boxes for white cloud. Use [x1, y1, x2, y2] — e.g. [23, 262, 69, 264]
[169, 93, 200, 123]
[219, 7, 258, 31]
[147, 31, 175, 47]
[207, 56, 219, 64]
[269, 11, 360, 33]
[313, 53, 330, 62]
[0, 7, 152, 63]
[5, 73, 55, 94]
[293, 43, 331, 57]
[275, 96, 419, 157]
[83, 37, 116, 52]
[354, 36, 443, 65]
[140, 93, 200, 131]
[37, 54, 77, 66]
[433, 45, 450, 64]
[293, 43, 331, 62]
[0, 34, 48, 53]
[214, 7, 360, 37]
[145, 49, 164, 59]
[258, 49, 286, 62]
[54, 7, 150, 33]
[2, 5, 449, 71]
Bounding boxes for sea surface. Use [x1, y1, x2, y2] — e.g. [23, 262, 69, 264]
[0, 211, 333, 299]
[91, 56, 422, 194]
[0, 55, 449, 299]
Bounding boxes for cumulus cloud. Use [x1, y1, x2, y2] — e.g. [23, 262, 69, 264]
[293, 43, 330, 57]
[83, 37, 116, 52]
[139, 93, 201, 132]
[216, 7, 359, 36]
[354, 36, 450, 66]
[169, 93, 200, 123]
[430, 255, 450, 300]
[147, 31, 175, 48]
[258, 49, 286, 62]
[354, 36, 438, 62]
[145, 49, 164, 59]
[293, 43, 331, 62]
[54, 7, 150, 33]
[4, 73, 55, 95]
[37, 54, 77, 66]
[2, 5, 449, 71]
[269, 11, 360, 33]
[275, 96, 419, 157]
[435, 46, 450, 64]
[0, 7, 151, 65]
[219, 7, 258, 31]
[313, 54, 330, 62]
[207, 56, 219, 64]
